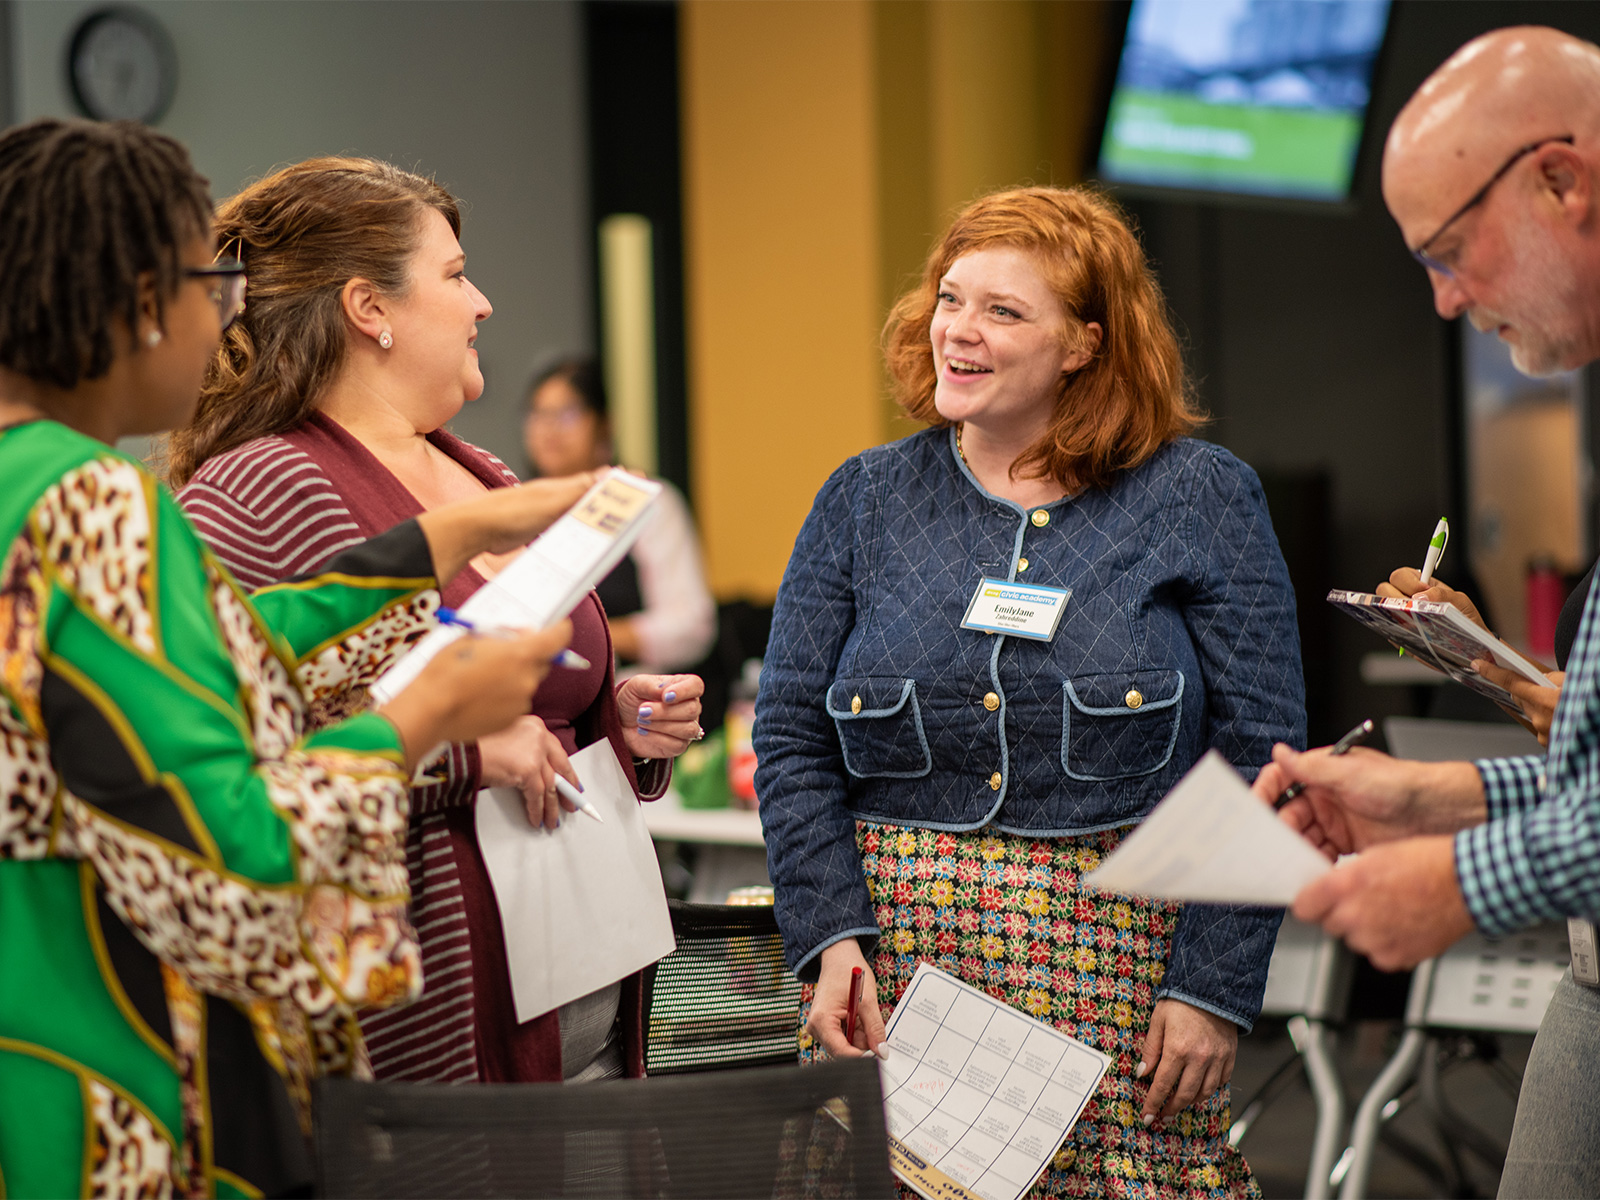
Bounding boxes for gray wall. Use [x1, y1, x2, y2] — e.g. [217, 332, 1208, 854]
[13, 0, 591, 468]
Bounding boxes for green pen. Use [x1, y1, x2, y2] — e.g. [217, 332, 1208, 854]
[1396, 518, 1450, 659]
[1419, 518, 1450, 586]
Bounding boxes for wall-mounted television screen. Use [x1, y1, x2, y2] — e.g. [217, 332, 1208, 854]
[1097, 0, 1392, 202]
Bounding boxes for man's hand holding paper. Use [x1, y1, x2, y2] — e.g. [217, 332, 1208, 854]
[1254, 741, 1491, 970]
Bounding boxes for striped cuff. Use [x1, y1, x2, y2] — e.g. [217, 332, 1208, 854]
[1475, 755, 1545, 821]
[1455, 817, 1560, 936]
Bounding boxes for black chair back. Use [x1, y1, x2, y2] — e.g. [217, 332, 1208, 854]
[313, 1056, 895, 1198]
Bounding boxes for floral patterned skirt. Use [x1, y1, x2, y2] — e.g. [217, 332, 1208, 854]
[798, 822, 1259, 1200]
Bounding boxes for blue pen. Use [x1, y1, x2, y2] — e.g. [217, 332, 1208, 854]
[436, 607, 593, 670]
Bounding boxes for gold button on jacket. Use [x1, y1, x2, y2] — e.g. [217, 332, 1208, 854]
[1030, 509, 1050, 528]
[982, 692, 1000, 711]
[989, 772, 1002, 790]
[1017, 557, 1029, 572]
[850, 695, 862, 715]
[1124, 689, 1144, 709]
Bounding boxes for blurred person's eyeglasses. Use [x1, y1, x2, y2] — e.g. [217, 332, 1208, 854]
[1410, 135, 1575, 277]
[528, 405, 588, 430]
[185, 258, 247, 330]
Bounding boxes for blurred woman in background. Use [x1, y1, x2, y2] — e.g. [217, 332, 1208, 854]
[525, 357, 716, 674]
[168, 159, 701, 1086]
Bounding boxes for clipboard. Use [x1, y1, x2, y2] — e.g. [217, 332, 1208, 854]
[1327, 588, 1549, 714]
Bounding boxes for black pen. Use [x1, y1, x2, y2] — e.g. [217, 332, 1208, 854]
[1273, 719, 1373, 811]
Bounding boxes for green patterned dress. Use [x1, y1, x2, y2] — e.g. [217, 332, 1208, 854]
[0, 420, 440, 1198]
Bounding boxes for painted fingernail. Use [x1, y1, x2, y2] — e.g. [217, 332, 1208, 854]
[638, 705, 652, 721]
[664, 690, 677, 703]
[1135, 1061, 1148, 1079]
[1142, 1114, 1155, 1127]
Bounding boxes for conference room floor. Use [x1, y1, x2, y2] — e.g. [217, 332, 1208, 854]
[1232, 1017, 1532, 1198]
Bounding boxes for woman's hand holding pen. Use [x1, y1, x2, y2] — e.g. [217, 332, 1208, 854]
[479, 715, 585, 830]
[1376, 566, 1492, 632]
[1378, 565, 1564, 739]
[618, 674, 705, 759]
[378, 620, 572, 771]
[811, 940, 888, 1060]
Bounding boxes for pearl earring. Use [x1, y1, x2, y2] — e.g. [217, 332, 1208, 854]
[378, 330, 394, 349]
[145, 330, 162, 348]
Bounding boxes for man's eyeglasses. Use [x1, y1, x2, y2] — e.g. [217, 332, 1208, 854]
[185, 258, 247, 330]
[1410, 135, 1575, 276]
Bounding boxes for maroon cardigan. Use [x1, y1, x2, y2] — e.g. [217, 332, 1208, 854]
[180, 411, 667, 1081]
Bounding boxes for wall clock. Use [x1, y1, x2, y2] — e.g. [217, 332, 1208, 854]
[67, 7, 177, 124]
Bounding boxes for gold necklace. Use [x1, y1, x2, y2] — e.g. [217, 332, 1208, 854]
[955, 422, 969, 467]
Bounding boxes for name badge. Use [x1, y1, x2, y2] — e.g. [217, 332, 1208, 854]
[961, 577, 1071, 641]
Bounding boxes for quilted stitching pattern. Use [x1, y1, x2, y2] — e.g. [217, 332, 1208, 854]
[755, 429, 1305, 1022]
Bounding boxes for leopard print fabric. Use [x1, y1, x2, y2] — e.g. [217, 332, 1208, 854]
[208, 570, 302, 760]
[294, 588, 439, 721]
[86, 1079, 175, 1200]
[1, 455, 424, 1147]
[33, 461, 157, 656]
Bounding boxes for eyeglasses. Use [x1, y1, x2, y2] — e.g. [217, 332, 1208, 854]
[527, 405, 589, 429]
[185, 257, 247, 330]
[1410, 135, 1575, 276]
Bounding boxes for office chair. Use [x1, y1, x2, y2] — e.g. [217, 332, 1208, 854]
[1228, 915, 1355, 1200]
[643, 899, 803, 1074]
[313, 1055, 895, 1199]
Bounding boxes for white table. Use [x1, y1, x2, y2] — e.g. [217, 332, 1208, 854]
[644, 790, 769, 902]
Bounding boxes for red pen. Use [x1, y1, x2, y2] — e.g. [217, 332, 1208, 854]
[846, 966, 864, 1048]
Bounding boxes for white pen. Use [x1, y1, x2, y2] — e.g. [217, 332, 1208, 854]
[436, 607, 592, 670]
[1419, 518, 1450, 585]
[553, 775, 604, 823]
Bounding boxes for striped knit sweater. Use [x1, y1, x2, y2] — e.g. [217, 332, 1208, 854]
[179, 430, 507, 1083]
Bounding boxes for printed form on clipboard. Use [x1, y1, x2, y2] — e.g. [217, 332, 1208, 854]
[371, 469, 661, 704]
[1327, 589, 1550, 716]
[879, 963, 1109, 1200]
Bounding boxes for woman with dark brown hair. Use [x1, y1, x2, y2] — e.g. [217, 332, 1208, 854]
[168, 157, 702, 1086]
[755, 186, 1305, 1197]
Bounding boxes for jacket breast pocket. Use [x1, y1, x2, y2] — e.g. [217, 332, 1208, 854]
[1061, 670, 1185, 781]
[826, 677, 933, 779]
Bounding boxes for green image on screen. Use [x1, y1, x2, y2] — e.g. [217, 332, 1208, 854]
[1098, 0, 1391, 201]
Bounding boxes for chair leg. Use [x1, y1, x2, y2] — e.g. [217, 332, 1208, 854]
[1290, 1015, 1346, 1200]
[1338, 1026, 1429, 1200]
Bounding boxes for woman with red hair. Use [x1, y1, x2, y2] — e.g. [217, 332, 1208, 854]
[756, 186, 1304, 1197]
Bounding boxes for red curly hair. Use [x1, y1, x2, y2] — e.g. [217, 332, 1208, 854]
[885, 185, 1202, 493]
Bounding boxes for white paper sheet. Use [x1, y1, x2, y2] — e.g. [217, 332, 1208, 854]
[473, 739, 676, 1022]
[1081, 750, 1332, 906]
[879, 963, 1110, 1200]
[372, 469, 661, 704]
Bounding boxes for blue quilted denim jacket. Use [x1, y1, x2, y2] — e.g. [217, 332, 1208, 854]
[753, 428, 1306, 1029]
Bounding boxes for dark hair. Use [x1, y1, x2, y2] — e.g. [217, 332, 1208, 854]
[528, 356, 608, 420]
[165, 157, 460, 487]
[0, 118, 212, 389]
[885, 185, 1201, 494]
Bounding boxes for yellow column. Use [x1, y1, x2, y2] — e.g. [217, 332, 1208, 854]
[682, 0, 1113, 600]
[682, 0, 884, 599]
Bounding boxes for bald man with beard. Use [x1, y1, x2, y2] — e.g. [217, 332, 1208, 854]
[1252, 26, 1600, 1197]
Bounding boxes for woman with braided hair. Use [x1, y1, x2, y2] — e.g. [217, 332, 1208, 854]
[0, 118, 592, 1197]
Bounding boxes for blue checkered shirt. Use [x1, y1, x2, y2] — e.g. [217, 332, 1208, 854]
[1463, 583, 1600, 933]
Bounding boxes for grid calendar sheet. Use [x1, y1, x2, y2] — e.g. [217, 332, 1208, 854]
[879, 963, 1109, 1200]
